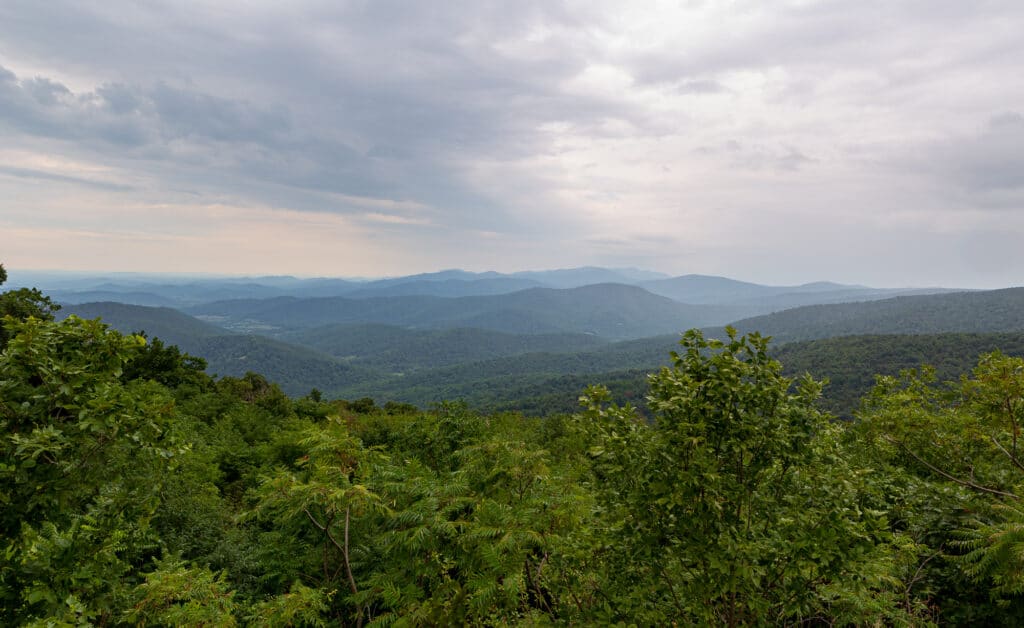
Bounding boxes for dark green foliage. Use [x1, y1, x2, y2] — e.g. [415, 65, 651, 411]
[776, 332, 1024, 417]
[330, 334, 678, 409]
[0, 316, 173, 623]
[724, 287, 1024, 343]
[196, 334, 376, 395]
[123, 333, 210, 389]
[852, 352, 1024, 623]
[281, 323, 608, 371]
[576, 328, 917, 624]
[382, 400, 417, 415]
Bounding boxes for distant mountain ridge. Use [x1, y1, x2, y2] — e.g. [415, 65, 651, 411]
[639, 274, 957, 308]
[27, 266, 956, 310]
[344, 277, 544, 299]
[187, 283, 755, 340]
[511, 266, 669, 287]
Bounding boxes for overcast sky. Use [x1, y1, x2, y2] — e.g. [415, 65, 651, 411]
[1, 1, 1022, 287]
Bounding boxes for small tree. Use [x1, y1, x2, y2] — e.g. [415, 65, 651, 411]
[578, 328, 913, 624]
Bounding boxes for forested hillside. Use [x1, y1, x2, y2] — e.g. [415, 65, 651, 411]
[775, 332, 1024, 417]
[59, 301, 229, 345]
[374, 332, 1024, 418]
[59, 303, 375, 396]
[724, 288, 1024, 342]
[329, 334, 677, 410]
[279, 323, 609, 372]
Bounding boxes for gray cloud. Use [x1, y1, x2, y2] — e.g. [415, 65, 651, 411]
[0, 68, 298, 149]
[0, 1, 644, 232]
[944, 113, 1024, 195]
[0, 164, 133, 191]
[674, 79, 728, 95]
[890, 112, 1024, 209]
[1, 1, 1023, 285]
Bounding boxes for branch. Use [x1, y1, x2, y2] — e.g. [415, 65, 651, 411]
[905, 545, 943, 612]
[656, 565, 687, 618]
[991, 435, 1024, 475]
[531, 553, 553, 614]
[303, 507, 327, 531]
[307, 505, 361, 622]
[535, 552, 549, 582]
[884, 436, 1019, 499]
[343, 507, 359, 596]
[1005, 397, 1019, 459]
[342, 507, 364, 628]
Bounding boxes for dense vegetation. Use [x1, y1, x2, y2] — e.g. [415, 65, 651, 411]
[7, 267, 1024, 624]
[279, 324, 608, 372]
[725, 288, 1024, 343]
[775, 333, 1024, 417]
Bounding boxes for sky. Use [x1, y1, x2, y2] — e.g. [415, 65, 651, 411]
[1, 1, 1022, 288]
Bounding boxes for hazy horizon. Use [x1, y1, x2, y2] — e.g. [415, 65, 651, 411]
[2, 264, 996, 292]
[2, 2, 1022, 288]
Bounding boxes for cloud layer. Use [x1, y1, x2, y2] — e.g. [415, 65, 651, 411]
[1, 1, 1022, 287]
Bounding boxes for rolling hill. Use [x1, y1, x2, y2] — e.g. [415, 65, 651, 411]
[50, 290, 180, 307]
[774, 332, 1024, 417]
[30, 267, 962, 315]
[59, 302, 375, 396]
[640, 274, 956, 308]
[59, 302, 228, 346]
[721, 287, 1024, 343]
[279, 323, 609, 372]
[191, 335, 376, 395]
[329, 333, 683, 409]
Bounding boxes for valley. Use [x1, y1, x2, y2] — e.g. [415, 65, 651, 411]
[51, 268, 1024, 419]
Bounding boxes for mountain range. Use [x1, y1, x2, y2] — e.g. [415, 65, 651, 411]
[54, 272, 1023, 416]
[21, 267, 957, 310]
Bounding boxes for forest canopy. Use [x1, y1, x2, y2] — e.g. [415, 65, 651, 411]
[3, 273, 1024, 624]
